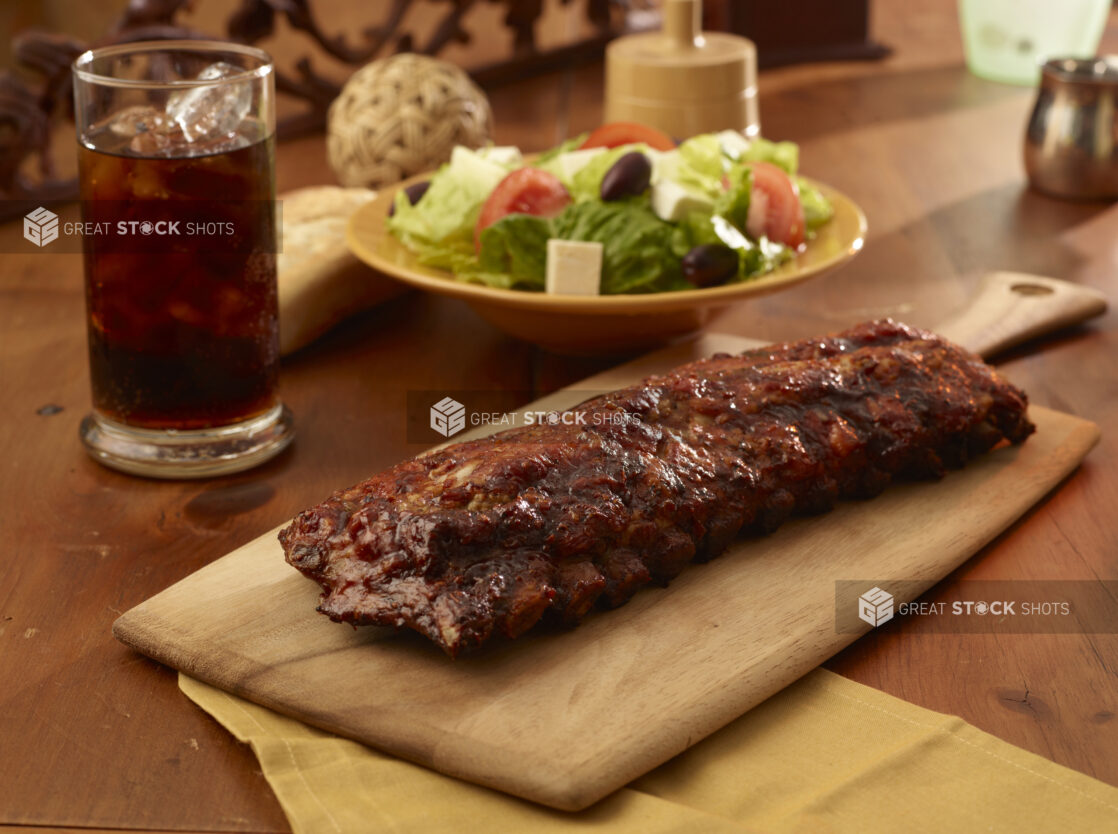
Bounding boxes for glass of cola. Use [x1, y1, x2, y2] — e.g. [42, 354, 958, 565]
[72, 41, 293, 477]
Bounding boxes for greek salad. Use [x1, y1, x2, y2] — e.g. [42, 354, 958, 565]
[386, 122, 834, 295]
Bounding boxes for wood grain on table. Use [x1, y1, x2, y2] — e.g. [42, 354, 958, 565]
[2, 2, 1117, 830]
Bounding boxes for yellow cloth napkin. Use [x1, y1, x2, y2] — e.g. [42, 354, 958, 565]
[180, 669, 1118, 833]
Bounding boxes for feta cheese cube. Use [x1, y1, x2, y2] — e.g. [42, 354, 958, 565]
[649, 148, 680, 186]
[717, 129, 753, 161]
[448, 146, 508, 187]
[545, 239, 603, 296]
[477, 145, 523, 167]
[650, 180, 714, 223]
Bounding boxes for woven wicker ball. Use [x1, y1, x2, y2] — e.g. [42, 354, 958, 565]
[327, 54, 493, 188]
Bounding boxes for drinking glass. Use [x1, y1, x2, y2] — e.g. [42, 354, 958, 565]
[72, 41, 293, 477]
[958, 0, 1110, 86]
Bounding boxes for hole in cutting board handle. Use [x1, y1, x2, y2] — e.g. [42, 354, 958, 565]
[1011, 283, 1055, 296]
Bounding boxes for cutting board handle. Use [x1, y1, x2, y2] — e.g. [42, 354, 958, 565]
[935, 272, 1108, 359]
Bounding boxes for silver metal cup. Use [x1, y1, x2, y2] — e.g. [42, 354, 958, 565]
[1024, 56, 1118, 200]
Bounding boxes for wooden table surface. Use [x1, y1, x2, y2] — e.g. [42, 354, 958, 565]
[2, 3, 1117, 830]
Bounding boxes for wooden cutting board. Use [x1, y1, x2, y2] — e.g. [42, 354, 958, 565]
[114, 327, 1100, 811]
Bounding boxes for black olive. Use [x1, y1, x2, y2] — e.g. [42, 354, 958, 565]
[388, 179, 431, 216]
[681, 243, 739, 288]
[600, 152, 652, 201]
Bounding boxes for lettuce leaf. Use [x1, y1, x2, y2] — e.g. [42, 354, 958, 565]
[734, 137, 799, 175]
[672, 134, 728, 195]
[795, 176, 835, 233]
[385, 146, 510, 251]
[467, 202, 690, 294]
[550, 201, 689, 294]
[713, 164, 753, 233]
[471, 214, 550, 289]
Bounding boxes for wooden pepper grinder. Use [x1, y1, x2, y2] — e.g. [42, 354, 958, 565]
[605, 0, 759, 139]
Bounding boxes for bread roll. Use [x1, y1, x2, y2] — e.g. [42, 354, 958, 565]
[277, 186, 407, 355]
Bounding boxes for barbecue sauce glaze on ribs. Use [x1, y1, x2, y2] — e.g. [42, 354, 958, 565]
[280, 320, 1034, 656]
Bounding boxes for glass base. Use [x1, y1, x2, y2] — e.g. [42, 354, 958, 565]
[80, 404, 294, 479]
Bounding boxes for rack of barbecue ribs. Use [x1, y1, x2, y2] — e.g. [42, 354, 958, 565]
[279, 320, 1034, 656]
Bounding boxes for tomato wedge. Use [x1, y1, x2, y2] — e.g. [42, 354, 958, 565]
[579, 122, 676, 152]
[475, 168, 571, 251]
[743, 161, 805, 248]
